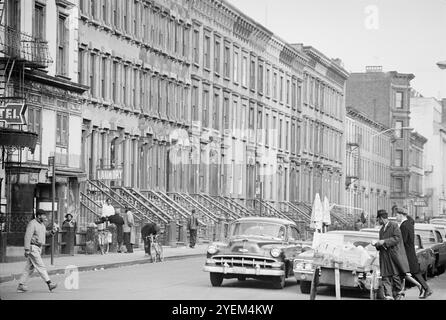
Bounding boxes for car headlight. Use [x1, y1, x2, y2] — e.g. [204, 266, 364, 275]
[270, 247, 281, 258]
[207, 245, 218, 255]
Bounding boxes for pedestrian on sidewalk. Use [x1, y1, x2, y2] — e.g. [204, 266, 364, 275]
[373, 209, 410, 300]
[123, 207, 135, 253]
[17, 209, 58, 293]
[97, 198, 115, 254]
[141, 222, 161, 259]
[396, 207, 433, 299]
[107, 209, 125, 253]
[187, 209, 199, 248]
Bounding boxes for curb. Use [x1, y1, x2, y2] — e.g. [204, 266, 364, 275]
[0, 253, 205, 284]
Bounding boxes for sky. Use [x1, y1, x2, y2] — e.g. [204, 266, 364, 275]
[228, 0, 446, 99]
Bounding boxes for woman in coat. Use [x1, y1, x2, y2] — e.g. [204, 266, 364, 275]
[123, 207, 135, 253]
[397, 209, 433, 298]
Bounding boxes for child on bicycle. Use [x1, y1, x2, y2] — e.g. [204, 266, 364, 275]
[141, 222, 161, 260]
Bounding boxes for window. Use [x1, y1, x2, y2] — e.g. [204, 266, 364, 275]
[396, 92, 404, 109]
[248, 106, 254, 129]
[250, 59, 255, 90]
[57, 14, 68, 76]
[112, 61, 118, 102]
[90, 53, 95, 96]
[279, 119, 283, 149]
[192, 86, 198, 121]
[273, 73, 277, 99]
[241, 56, 248, 87]
[78, 48, 84, 85]
[101, 57, 107, 99]
[258, 63, 263, 94]
[265, 113, 269, 145]
[183, 27, 189, 57]
[395, 150, 403, 167]
[285, 121, 289, 150]
[102, 0, 107, 24]
[91, 0, 96, 19]
[214, 39, 220, 74]
[56, 112, 69, 165]
[123, 65, 128, 106]
[202, 88, 209, 127]
[224, 45, 230, 78]
[203, 35, 210, 69]
[394, 178, 403, 192]
[34, 3, 46, 40]
[279, 76, 283, 102]
[27, 107, 41, 161]
[213, 93, 220, 130]
[233, 50, 239, 83]
[266, 68, 270, 96]
[113, 0, 118, 27]
[286, 79, 290, 104]
[193, 29, 200, 64]
[223, 97, 230, 130]
[395, 121, 403, 138]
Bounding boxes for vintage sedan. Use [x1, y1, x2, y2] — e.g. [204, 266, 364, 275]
[293, 230, 435, 298]
[203, 217, 311, 289]
[415, 223, 446, 275]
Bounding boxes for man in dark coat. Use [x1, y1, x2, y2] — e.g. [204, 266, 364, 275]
[397, 208, 433, 298]
[187, 209, 199, 248]
[373, 209, 410, 300]
[107, 210, 125, 253]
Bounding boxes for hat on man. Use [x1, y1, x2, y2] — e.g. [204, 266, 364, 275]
[377, 209, 388, 219]
[396, 207, 408, 215]
[65, 213, 73, 219]
[36, 209, 46, 216]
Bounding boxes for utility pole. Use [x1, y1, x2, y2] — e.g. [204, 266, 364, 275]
[48, 156, 55, 266]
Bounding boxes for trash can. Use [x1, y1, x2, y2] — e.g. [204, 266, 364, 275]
[62, 225, 75, 255]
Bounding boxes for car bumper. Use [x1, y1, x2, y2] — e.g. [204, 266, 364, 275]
[294, 270, 314, 282]
[203, 265, 285, 276]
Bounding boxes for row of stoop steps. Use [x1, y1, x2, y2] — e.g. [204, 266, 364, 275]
[211, 196, 254, 218]
[166, 192, 220, 243]
[190, 193, 241, 221]
[330, 206, 355, 228]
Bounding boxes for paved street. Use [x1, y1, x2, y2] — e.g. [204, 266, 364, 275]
[1, 256, 444, 300]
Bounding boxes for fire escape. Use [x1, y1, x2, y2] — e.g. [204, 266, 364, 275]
[0, 0, 52, 239]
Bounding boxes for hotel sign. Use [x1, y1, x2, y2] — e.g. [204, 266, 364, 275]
[0, 103, 27, 124]
[97, 169, 122, 181]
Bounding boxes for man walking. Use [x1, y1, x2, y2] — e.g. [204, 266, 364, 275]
[396, 207, 433, 299]
[187, 209, 199, 248]
[17, 209, 58, 293]
[373, 209, 410, 300]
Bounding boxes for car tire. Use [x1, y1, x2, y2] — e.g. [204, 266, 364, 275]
[237, 276, 247, 281]
[272, 275, 286, 289]
[300, 280, 311, 294]
[210, 273, 224, 287]
[436, 264, 445, 275]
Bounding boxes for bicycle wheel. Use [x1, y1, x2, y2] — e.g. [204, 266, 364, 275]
[150, 243, 157, 262]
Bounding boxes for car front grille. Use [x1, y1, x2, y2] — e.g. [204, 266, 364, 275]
[211, 255, 278, 269]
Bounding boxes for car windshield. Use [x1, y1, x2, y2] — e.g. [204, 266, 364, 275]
[416, 229, 437, 244]
[230, 221, 285, 239]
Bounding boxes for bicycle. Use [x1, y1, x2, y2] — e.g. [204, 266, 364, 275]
[147, 234, 164, 262]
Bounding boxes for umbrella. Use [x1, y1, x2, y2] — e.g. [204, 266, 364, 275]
[322, 196, 331, 232]
[310, 193, 323, 232]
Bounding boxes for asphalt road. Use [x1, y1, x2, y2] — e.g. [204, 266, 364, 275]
[0, 256, 443, 300]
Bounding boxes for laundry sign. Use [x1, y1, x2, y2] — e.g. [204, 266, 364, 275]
[97, 169, 122, 181]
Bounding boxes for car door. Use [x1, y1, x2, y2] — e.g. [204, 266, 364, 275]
[415, 234, 433, 274]
[434, 230, 446, 266]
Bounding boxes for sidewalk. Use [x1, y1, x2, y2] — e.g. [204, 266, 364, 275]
[0, 244, 208, 284]
[404, 272, 446, 300]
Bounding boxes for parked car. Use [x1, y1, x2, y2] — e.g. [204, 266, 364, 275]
[430, 218, 446, 226]
[415, 223, 446, 275]
[293, 230, 435, 298]
[203, 217, 311, 289]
